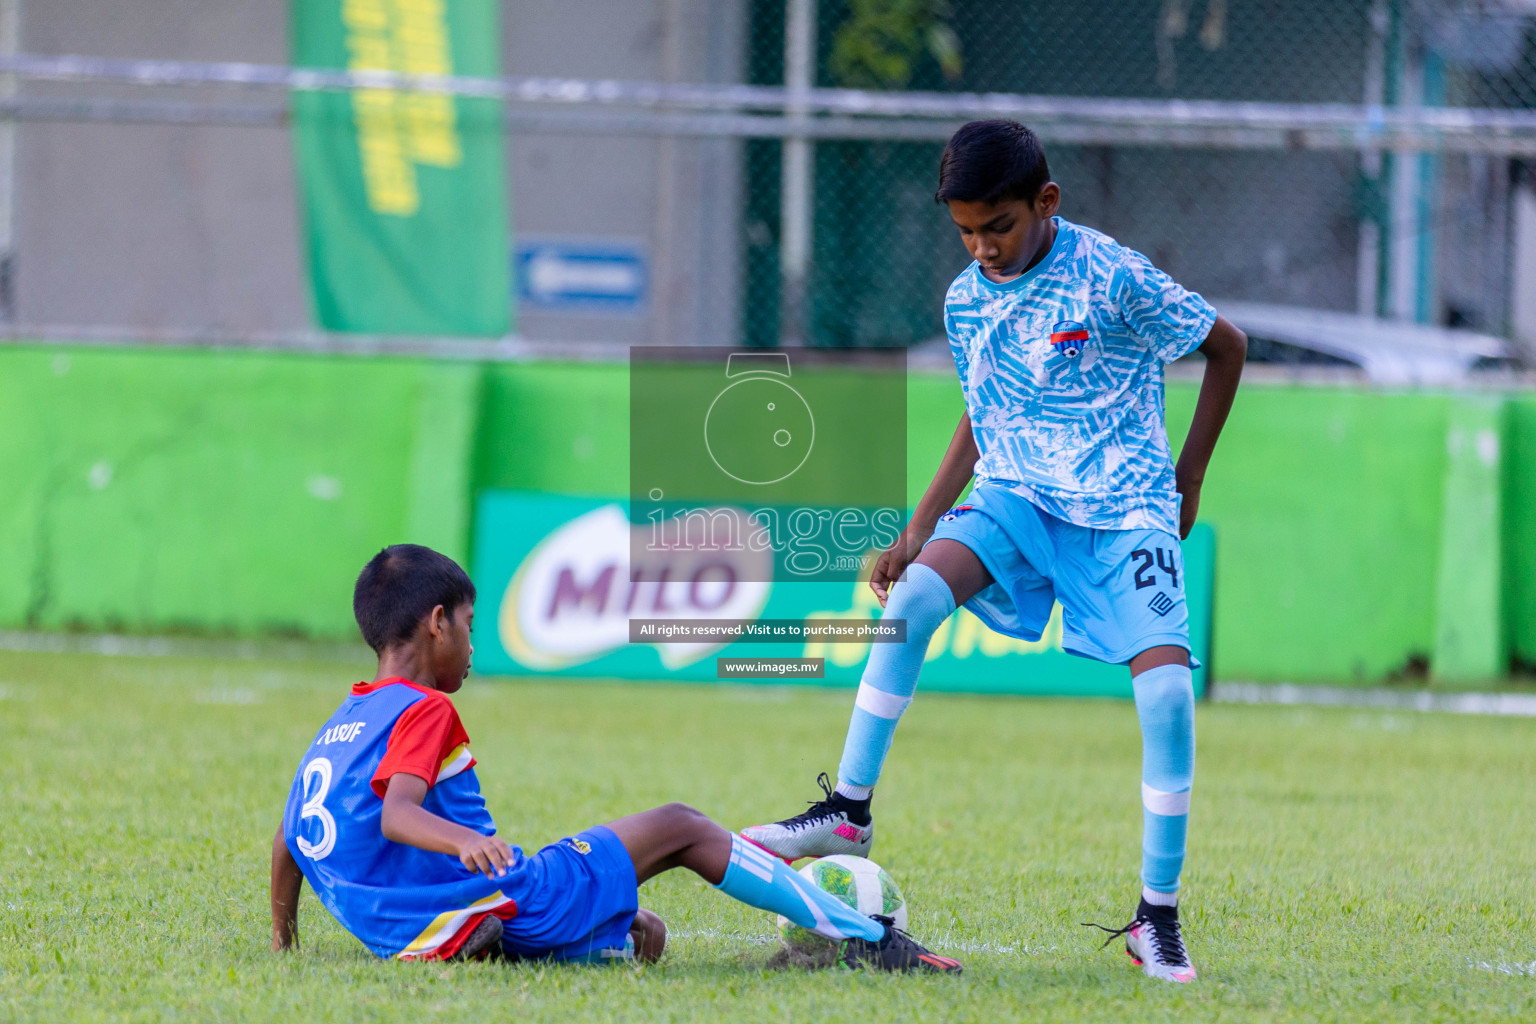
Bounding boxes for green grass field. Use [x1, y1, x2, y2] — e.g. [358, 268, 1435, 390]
[3, 648, 1536, 1022]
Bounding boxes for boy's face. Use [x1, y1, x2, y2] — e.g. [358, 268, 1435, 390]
[431, 601, 475, 693]
[947, 185, 1060, 283]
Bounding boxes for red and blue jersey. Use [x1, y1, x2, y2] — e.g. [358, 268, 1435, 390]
[282, 678, 528, 959]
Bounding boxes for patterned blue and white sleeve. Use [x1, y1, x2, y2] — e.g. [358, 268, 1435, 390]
[1112, 247, 1218, 363]
[944, 305, 971, 398]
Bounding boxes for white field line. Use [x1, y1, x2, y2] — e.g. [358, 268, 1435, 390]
[0, 629, 369, 664]
[193, 686, 263, 705]
[670, 928, 777, 946]
[670, 927, 1055, 958]
[1467, 958, 1536, 976]
[680, 932, 1536, 971]
[5, 630, 1531, 720]
[1213, 682, 1536, 718]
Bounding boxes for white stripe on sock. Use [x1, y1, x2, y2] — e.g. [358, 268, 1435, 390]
[835, 781, 872, 800]
[732, 837, 776, 882]
[1142, 886, 1178, 907]
[789, 875, 839, 938]
[854, 681, 912, 720]
[1141, 783, 1191, 816]
[741, 845, 775, 871]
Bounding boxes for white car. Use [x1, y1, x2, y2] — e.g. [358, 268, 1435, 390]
[909, 299, 1521, 385]
[1196, 300, 1520, 385]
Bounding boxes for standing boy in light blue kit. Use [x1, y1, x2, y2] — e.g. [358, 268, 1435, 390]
[743, 119, 1247, 983]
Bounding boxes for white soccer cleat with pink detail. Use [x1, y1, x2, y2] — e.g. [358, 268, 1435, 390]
[1123, 901, 1197, 983]
[1088, 898, 1197, 983]
[740, 773, 874, 862]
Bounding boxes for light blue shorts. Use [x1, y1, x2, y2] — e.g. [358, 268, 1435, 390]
[926, 484, 1198, 667]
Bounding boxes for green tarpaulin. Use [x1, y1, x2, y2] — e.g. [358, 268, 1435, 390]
[291, 0, 511, 336]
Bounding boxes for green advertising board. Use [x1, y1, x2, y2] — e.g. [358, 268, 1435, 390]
[291, 0, 511, 336]
[471, 491, 1213, 698]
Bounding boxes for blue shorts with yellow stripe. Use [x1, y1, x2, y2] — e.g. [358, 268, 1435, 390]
[499, 825, 639, 963]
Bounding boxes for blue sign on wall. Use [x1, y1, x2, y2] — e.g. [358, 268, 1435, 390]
[515, 238, 647, 312]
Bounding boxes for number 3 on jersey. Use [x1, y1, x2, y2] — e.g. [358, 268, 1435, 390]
[297, 757, 337, 861]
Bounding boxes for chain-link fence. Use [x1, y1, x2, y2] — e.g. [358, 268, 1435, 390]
[4, 0, 1536, 355]
[744, 0, 1536, 350]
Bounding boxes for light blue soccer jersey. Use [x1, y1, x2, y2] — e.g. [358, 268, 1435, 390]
[945, 217, 1217, 534]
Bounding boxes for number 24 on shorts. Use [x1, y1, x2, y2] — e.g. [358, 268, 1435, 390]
[1129, 548, 1179, 590]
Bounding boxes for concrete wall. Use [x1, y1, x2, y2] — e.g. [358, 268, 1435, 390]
[1513, 179, 1536, 360]
[18, 0, 308, 334]
[17, 0, 746, 345]
[503, 0, 747, 347]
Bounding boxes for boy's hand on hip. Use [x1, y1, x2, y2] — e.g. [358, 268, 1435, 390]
[870, 525, 933, 607]
[1176, 474, 1201, 540]
[458, 834, 516, 880]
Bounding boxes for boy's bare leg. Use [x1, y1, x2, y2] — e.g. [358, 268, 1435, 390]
[911, 538, 993, 605]
[603, 803, 961, 972]
[1128, 644, 1188, 675]
[589, 806, 724, 964]
[604, 803, 734, 884]
[628, 908, 667, 963]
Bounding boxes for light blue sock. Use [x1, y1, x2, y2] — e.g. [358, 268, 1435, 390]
[715, 835, 883, 941]
[1132, 662, 1195, 901]
[836, 563, 955, 792]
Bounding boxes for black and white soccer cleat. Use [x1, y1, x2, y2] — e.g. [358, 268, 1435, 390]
[1087, 898, 1197, 983]
[841, 916, 963, 975]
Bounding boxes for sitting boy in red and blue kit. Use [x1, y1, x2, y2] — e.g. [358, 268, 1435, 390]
[269, 543, 961, 972]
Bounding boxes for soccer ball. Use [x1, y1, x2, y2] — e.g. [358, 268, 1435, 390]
[777, 855, 907, 955]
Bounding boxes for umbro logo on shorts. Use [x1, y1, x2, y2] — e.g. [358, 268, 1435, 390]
[1147, 592, 1175, 617]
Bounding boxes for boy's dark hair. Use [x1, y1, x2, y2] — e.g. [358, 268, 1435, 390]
[935, 119, 1051, 206]
[353, 544, 476, 654]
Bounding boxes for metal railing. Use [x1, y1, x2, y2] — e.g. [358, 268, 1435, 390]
[4, 0, 1536, 353]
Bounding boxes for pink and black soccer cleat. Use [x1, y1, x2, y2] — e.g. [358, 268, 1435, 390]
[841, 916, 963, 975]
[740, 773, 874, 863]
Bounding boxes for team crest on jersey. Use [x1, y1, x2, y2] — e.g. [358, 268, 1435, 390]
[939, 505, 974, 522]
[1049, 320, 1090, 357]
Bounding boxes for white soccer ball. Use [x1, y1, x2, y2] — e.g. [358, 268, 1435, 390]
[776, 855, 907, 955]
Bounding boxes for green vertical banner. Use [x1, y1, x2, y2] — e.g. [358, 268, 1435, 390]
[291, 0, 511, 336]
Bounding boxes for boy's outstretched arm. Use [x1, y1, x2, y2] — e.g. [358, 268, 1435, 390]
[380, 772, 518, 880]
[270, 828, 303, 951]
[869, 411, 978, 606]
[1175, 314, 1247, 539]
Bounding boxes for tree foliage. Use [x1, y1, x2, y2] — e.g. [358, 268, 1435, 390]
[828, 0, 963, 90]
